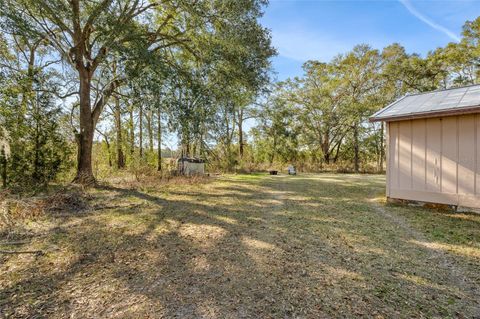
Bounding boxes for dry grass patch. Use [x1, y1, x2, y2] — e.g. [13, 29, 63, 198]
[1, 173, 479, 318]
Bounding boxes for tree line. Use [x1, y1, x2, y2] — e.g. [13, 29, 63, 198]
[0, 1, 479, 189]
[250, 17, 480, 173]
[0, 0, 275, 188]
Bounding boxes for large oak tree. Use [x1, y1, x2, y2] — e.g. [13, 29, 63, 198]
[1, 0, 274, 184]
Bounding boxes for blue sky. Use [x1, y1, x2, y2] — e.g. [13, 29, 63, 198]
[261, 0, 480, 81]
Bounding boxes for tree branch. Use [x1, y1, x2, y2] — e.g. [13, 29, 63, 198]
[92, 78, 125, 126]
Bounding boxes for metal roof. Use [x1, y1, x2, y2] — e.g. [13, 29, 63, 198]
[370, 84, 480, 122]
[177, 157, 205, 163]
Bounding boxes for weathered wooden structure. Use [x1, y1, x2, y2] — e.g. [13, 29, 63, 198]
[177, 157, 205, 176]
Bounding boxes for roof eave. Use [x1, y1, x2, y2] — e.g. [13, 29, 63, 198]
[369, 94, 409, 120]
[369, 105, 480, 122]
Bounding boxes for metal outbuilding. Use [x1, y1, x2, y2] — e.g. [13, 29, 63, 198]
[370, 84, 480, 209]
[177, 157, 205, 176]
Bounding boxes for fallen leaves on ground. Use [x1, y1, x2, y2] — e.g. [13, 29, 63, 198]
[1, 174, 479, 318]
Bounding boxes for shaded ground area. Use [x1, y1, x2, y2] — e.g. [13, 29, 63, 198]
[1, 174, 479, 318]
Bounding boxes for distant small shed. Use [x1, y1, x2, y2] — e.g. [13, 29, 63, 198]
[370, 85, 480, 209]
[177, 157, 205, 176]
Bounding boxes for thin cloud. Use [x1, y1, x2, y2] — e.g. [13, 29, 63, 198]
[272, 28, 349, 62]
[399, 0, 460, 42]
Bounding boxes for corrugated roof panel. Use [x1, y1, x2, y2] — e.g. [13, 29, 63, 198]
[458, 87, 480, 106]
[408, 93, 436, 113]
[468, 86, 480, 93]
[418, 92, 443, 111]
[370, 84, 480, 121]
[435, 93, 464, 110]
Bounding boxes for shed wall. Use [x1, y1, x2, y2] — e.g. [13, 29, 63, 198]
[183, 162, 205, 176]
[387, 114, 480, 208]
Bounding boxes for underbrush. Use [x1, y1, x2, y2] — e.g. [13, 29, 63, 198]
[0, 170, 213, 237]
[0, 186, 91, 238]
[227, 162, 385, 175]
[99, 168, 213, 190]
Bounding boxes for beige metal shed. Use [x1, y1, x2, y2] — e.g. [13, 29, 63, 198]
[371, 85, 480, 209]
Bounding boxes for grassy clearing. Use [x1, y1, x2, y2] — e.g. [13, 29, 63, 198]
[1, 174, 479, 318]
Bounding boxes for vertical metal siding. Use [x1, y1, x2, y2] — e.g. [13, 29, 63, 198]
[388, 114, 480, 208]
[476, 114, 480, 195]
[441, 117, 457, 194]
[426, 118, 441, 192]
[458, 115, 475, 194]
[386, 123, 391, 197]
[399, 120, 412, 189]
[412, 120, 426, 190]
[389, 122, 399, 190]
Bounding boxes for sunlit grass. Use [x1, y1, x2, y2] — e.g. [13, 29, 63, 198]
[1, 173, 479, 318]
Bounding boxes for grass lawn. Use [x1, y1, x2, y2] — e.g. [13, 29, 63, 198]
[1, 174, 479, 318]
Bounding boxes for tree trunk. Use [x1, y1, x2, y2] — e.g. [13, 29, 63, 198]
[24, 39, 41, 181]
[101, 133, 112, 168]
[225, 110, 236, 170]
[199, 129, 205, 159]
[17, 36, 37, 127]
[333, 137, 343, 163]
[269, 135, 277, 166]
[147, 108, 154, 153]
[129, 108, 135, 156]
[114, 96, 125, 169]
[74, 69, 95, 185]
[139, 103, 143, 158]
[157, 107, 162, 171]
[238, 109, 244, 158]
[112, 59, 125, 169]
[185, 139, 190, 158]
[225, 114, 231, 161]
[1, 147, 6, 188]
[322, 130, 330, 164]
[353, 122, 360, 173]
[33, 104, 40, 181]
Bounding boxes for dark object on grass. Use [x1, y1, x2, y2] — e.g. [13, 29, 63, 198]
[269, 170, 278, 175]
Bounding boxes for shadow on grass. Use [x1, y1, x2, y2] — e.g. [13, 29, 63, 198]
[1, 174, 479, 318]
